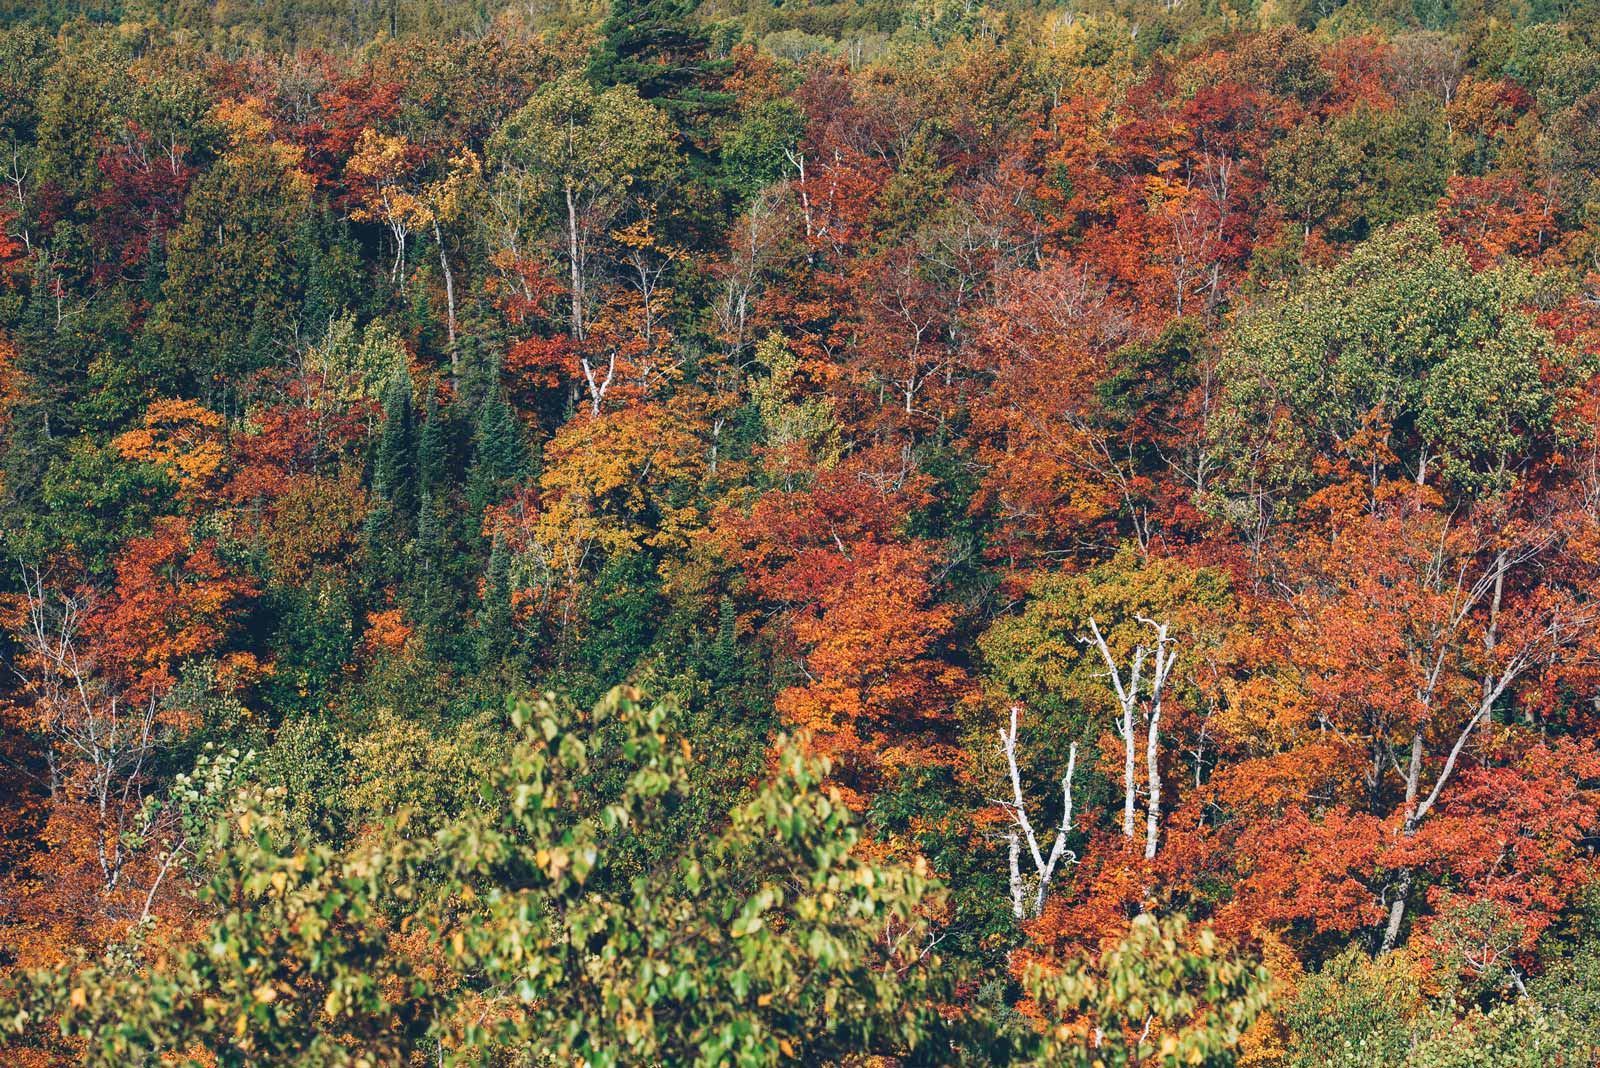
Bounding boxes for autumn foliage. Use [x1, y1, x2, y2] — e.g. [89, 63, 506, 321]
[5, 2, 1600, 1065]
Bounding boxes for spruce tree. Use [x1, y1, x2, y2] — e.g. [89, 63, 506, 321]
[411, 385, 469, 663]
[370, 371, 417, 525]
[587, 0, 731, 148]
[476, 532, 518, 672]
[467, 384, 529, 517]
[415, 384, 451, 503]
[365, 370, 417, 594]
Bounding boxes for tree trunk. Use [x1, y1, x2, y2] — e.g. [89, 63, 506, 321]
[1381, 732, 1425, 952]
[433, 218, 458, 391]
[564, 182, 585, 342]
[1123, 706, 1137, 840]
[1144, 710, 1162, 860]
[1380, 866, 1413, 953]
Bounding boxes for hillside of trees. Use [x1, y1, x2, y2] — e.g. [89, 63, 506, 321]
[3, 0, 1600, 1063]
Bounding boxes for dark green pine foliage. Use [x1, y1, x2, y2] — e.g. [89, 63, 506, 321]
[410, 386, 469, 662]
[263, 574, 356, 717]
[365, 371, 417, 592]
[589, 0, 734, 254]
[0, 398, 53, 521]
[466, 383, 529, 518]
[587, 0, 732, 151]
[295, 212, 367, 340]
[370, 371, 418, 526]
[567, 550, 661, 704]
[12, 272, 86, 434]
[475, 532, 524, 675]
[415, 384, 450, 503]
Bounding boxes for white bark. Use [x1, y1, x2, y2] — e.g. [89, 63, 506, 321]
[564, 181, 586, 342]
[998, 703, 1078, 919]
[12, 566, 175, 902]
[1087, 615, 1178, 859]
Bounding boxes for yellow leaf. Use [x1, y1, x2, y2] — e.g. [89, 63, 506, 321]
[69, 988, 86, 1009]
[253, 984, 277, 1003]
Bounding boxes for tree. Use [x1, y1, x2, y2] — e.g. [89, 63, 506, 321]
[588, 0, 732, 140]
[978, 551, 1234, 868]
[466, 380, 529, 517]
[2, 525, 257, 973]
[1271, 490, 1597, 952]
[1025, 913, 1270, 1068]
[6, 688, 974, 1068]
[997, 702, 1080, 919]
[150, 99, 313, 404]
[1213, 218, 1578, 527]
[488, 73, 679, 415]
[111, 398, 226, 508]
[1086, 613, 1179, 860]
[344, 129, 431, 289]
[775, 541, 970, 807]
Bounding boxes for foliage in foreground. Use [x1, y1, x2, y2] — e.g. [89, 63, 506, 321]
[4, 687, 1275, 1068]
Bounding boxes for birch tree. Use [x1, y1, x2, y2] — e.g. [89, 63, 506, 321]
[488, 75, 678, 416]
[1087, 615, 1179, 859]
[996, 703, 1078, 919]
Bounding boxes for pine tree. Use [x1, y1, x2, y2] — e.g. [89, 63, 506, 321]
[410, 384, 469, 662]
[371, 372, 417, 519]
[476, 532, 518, 672]
[467, 383, 529, 517]
[365, 370, 417, 592]
[296, 212, 361, 340]
[587, 0, 731, 148]
[415, 384, 451, 502]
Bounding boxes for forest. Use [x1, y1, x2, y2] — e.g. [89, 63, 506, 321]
[2, 0, 1600, 1063]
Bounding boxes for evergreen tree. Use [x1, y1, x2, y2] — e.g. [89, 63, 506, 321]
[365, 370, 417, 590]
[475, 532, 519, 673]
[570, 551, 661, 703]
[294, 212, 365, 340]
[587, 0, 731, 150]
[466, 382, 529, 517]
[410, 385, 469, 662]
[371, 372, 417, 519]
[415, 384, 451, 502]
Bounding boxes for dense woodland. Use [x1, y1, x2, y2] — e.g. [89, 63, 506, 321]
[3, 0, 1600, 1063]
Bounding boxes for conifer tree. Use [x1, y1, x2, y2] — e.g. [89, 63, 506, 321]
[365, 370, 417, 593]
[415, 384, 450, 503]
[476, 531, 519, 672]
[587, 0, 732, 158]
[370, 372, 416, 520]
[467, 382, 529, 517]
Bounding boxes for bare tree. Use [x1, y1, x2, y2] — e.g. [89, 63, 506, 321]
[1086, 616, 1179, 859]
[996, 703, 1078, 919]
[10, 565, 178, 907]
